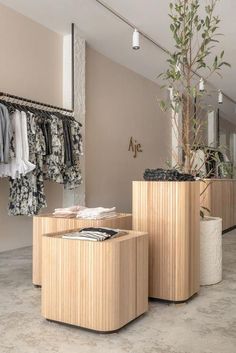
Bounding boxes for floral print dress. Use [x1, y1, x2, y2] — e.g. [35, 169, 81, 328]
[8, 113, 83, 216]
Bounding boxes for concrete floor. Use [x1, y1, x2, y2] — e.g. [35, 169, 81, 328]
[0, 231, 236, 353]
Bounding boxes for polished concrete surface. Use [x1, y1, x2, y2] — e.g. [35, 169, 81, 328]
[0, 231, 236, 353]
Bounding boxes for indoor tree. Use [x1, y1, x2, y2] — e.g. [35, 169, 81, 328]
[159, 0, 230, 175]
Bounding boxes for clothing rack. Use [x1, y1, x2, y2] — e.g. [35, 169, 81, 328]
[192, 144, 223, 151]
[0, 91, 74, 116]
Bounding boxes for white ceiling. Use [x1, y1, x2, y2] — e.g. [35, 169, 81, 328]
[0, 0, 235, 107]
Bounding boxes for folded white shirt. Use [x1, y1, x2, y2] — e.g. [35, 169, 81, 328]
[53, 205, 86, 216]
[53, 206, 117, 220]
[77, 207, 117, 219]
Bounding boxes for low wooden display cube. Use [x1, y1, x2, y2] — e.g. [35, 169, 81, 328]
[33, 213, 132, 286]
[41, 230, 148, 332]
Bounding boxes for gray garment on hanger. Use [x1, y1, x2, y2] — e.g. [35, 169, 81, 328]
[0, 109, 3, 163]
[0, 103, 12, 163]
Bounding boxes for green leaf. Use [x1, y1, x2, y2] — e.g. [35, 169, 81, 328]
[212, 26, 218, 33]
[160, 100, 167, 112]
[221, 61, 231, 68]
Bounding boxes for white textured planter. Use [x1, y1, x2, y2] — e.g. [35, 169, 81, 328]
[200, 217, 222, 286]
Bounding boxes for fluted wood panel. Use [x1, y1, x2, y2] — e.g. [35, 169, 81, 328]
[234, 182, 236, 227]
[200, 180, 235, 231]
[41, 231, 148, 332]
[132, 181, 200, 302]
[33, 213, 132, 286]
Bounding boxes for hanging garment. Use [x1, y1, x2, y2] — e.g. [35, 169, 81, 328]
[62, 119, 83, 190]
[0, 103, 13, 164]
[0, 110, 35, 178]
[0, 107, 3, 162]
[21, 111, 36, 174]
[44, 116, 83, 190]
[222, 153, 230, 162]
[39, 119, 52, 156]
[205, 150, 218, 177]
[191, 149, 207, 177]
[63, 119, 74, 167]
[217, 151, 224, 177]
[9, 114, 47, 216]
[43, 115, 65, 184]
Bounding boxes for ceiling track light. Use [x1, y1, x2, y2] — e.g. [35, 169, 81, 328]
[168, 86, 174, 101]
[132, 28, 140, 50]
[199, 78, 205, 92]
[218, 90, 223, 104]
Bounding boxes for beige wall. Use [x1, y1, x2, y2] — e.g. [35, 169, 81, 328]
[0, 6, 172, 250]
[85, 47, 171, 212]
[0, 3, 63, 104]
[0, 4, 64, 252]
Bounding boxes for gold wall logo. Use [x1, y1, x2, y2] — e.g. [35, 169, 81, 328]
[128, 137, 143, 158]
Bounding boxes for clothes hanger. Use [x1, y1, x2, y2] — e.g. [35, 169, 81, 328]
[0, 99, 11, 108]
[18, 101, 29, 113]
[12, 97, 24, 112]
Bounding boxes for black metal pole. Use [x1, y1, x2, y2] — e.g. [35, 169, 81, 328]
[0, 91, 73, 113]
[217, 108, 220, 147]
[193, 96, 197, 144]
[71, 23, 75, 111]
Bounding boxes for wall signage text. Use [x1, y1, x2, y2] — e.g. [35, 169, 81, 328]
[128, 137, 143, 158]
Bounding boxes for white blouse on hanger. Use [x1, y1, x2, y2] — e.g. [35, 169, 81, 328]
[0, 110, 35, 178]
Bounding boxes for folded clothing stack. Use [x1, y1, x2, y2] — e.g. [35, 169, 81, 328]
[53, 206, 117, 219]
[143, 168, 195, 181]
[62, 227, 126, 242]
[77, 207, 117, 219]
[53, 205, 86, 218]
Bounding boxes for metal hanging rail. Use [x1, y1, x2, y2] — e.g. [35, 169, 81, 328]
[0, 91, 74, 114]
[71, 23, 75, 111]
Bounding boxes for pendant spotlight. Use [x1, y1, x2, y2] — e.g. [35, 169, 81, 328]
[168, 86, 174, 101]
[199, 78, 205, 92]
[132, 28, 140, 50]
[218, 89, 223, 104]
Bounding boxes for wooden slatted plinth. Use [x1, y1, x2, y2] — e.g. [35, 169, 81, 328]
[42, 231, 148, 332]
[33, 213, 132, 286]
[200, 179, 235, 231]
[132, 181, 200, 302]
